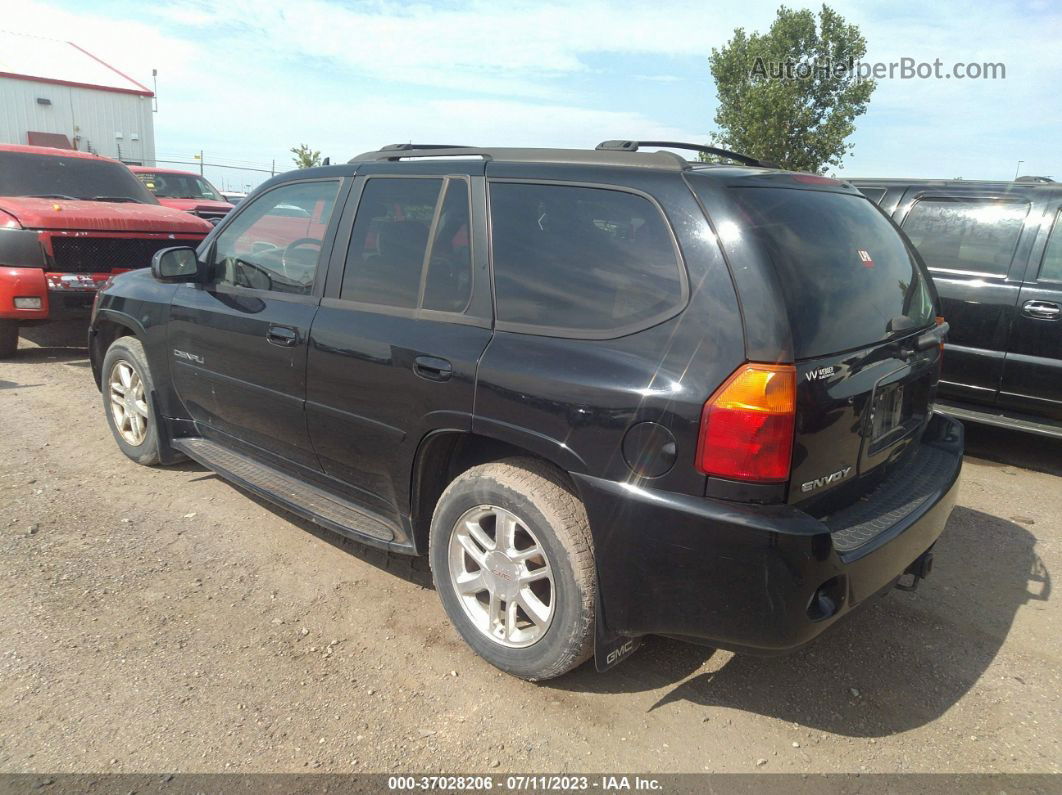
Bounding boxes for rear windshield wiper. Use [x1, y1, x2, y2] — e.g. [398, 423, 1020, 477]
[86, 196, 144, 203]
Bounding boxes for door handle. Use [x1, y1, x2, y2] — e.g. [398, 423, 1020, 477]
[266, 324, 298, 346]
[414, 355, 453, 382]
[1022, 300, 1061, 320]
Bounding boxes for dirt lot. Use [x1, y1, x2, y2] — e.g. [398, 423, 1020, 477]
[1, 322, 1059, 774]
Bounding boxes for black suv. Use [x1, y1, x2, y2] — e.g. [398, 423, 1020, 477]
[89, 142, 962, 680]
[853, 178, 1062, 437]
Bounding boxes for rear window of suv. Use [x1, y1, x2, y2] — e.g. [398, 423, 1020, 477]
[726, 187, 935, 359]
[489, 182, 685, 336]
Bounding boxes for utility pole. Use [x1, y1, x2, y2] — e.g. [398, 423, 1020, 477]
[1015, 160, 1024, 180]
[271, 159, 275, 177]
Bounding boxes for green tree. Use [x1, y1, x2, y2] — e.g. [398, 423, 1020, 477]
[290, 144, 322, 169]
[707, 5, 874, 173]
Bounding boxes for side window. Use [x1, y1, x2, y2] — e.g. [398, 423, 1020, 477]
[901, 198, 1029, 277]
[423, 179, 473, 312]
[340, 177, 473, 312]
[211, 180, 340, 295]
[489, 182, 684, 334]
[1038, 211, 1062, 282]
[341, 178, 442, 308]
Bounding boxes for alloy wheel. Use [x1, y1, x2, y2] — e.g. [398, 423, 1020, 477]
[447, 504, 555, 648]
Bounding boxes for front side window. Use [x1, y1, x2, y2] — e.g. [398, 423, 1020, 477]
[340, 177, 473, 312]
[901, 198, 1029, 277]
[1038, 211, 1062, 282]
[211, 180, 340, 295]
[489, 182, 684, 334]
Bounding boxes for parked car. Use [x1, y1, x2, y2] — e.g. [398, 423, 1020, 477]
[89, 142, 961, 680]
[129, 166, 234, 225]
[0, 145, 214, 358]
[220, 191, 247, 206]
[853, 178, 1062, 437]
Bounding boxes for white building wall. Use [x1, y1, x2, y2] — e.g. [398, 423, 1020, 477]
[0, 76, 155, 164]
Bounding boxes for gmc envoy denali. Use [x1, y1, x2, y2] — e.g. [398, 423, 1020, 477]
[89, 141, 962, 680]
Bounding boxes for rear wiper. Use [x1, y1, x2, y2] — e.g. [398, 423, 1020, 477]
[27, 193, 77, 200]
[86, 196, 144, 203]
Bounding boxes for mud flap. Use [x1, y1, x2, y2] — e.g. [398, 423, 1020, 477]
[594, 592, 642, 672]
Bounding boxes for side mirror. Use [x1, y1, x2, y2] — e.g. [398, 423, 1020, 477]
[151, 247, 203, 283]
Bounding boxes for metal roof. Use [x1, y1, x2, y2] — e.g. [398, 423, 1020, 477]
[0, 30, 153, 97]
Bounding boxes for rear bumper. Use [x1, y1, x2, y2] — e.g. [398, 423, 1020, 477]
[575, 412, 963, 654]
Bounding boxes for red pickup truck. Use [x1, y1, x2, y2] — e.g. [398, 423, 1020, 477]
[128, 166, 235, 225]
[0, 145, 213, 357]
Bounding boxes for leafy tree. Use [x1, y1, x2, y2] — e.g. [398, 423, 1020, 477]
[707, 5, 874, 173]
[290, 144, 322, 169]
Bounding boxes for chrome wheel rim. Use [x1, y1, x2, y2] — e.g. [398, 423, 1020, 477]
[108, 360, 149, 446]
[448, 505, 555, 648]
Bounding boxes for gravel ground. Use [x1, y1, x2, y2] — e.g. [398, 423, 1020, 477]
[0, 322, 1059, 774]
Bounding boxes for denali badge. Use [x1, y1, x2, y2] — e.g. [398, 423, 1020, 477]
[173, 349, 204, 365]
[801, 466, 852, 493]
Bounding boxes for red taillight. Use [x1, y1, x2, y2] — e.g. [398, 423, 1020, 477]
[696, 363, 797, 482]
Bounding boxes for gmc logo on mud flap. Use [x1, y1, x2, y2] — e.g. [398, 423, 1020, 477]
[606, 640, 635, 666]
[173, 349, 204, 365]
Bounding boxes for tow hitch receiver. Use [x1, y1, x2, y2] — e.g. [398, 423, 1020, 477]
[896, 548, 935, 592]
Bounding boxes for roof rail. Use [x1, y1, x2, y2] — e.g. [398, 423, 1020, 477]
[352, 143, 483, 162]
[348, 145, 688, 170]
[595, 140, 776, 169]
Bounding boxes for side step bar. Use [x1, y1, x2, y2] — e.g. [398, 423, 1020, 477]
[935, 401, 1062, 439]
[172, 437, 402, 550]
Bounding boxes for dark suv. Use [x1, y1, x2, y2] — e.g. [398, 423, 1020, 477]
[89, 142, 962, 680]
[852, 177, 1062, 437]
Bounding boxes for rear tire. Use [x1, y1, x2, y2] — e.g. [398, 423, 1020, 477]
[0, 320, 18, 358]
[429, 457, 596, 681]
[101, 336, 162, 466]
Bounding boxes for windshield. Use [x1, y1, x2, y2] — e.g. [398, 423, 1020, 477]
[0, 152, 158, 204]
[725, 187, 936, 359]
[136, 172, 224, 202]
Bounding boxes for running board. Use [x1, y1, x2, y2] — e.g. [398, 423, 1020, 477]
[935, 402, 1062, 439]
[172, 437, 401, 548]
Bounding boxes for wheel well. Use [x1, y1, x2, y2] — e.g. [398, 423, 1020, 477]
[90, 319, 135, 386]
[409, 432, 574, 555]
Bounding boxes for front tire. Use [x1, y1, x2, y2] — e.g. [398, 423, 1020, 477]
[101, 336, 161, 466]
[429, 458, 596, 680]
[0, 320, 18, 358]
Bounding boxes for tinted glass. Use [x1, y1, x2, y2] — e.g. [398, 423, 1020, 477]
[489, 183, 683, 333]
[211, 180, 340, 295]
[136, 172, 223, 201]
[1039, 211, 1062, 282]
[726, 188, 936, 359]
[901, 198, 1028, 276]
[0, 152, 158, 204]
[341, 178, 442, 308]
[423, 179, 473, 312]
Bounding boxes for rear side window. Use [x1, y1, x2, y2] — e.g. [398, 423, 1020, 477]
[1038, 211, 1062, 282]
[901, 198, 1029, 277]
[489, 182, 684, 335]
[341, 177, 473, 312]
[726, 188, 936, 359]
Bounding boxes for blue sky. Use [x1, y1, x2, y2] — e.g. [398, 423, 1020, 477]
[6, 0, 1060, 190]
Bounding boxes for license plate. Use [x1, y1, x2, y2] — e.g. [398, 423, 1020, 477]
[871, 384, 905, 440]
